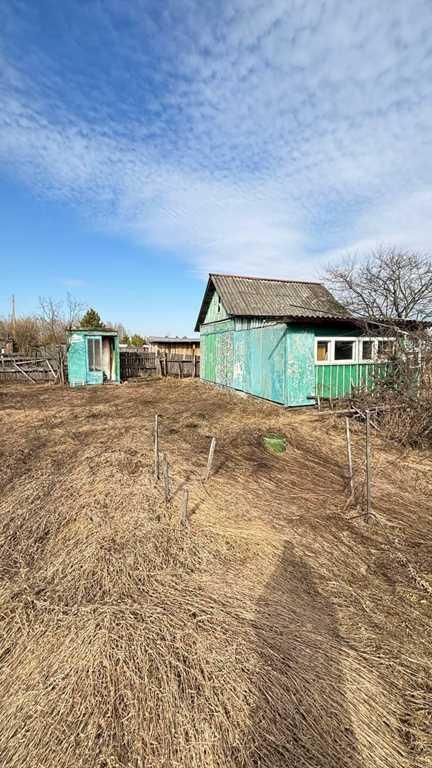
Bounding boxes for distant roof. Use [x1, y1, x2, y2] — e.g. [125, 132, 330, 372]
[195, 273, 352, 330]
[69, 327, 118, 335]
[148, 336, 199, 344]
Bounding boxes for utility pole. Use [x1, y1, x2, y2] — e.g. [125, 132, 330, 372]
[10, 294, 16, 336]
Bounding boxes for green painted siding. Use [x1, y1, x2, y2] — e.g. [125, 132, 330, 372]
[200, 319, 388, 406]
[315, 362, 389, 399]
[204, 290, 228, 323]
[286, 327, 315, 406]
[200, 322, 287, 404]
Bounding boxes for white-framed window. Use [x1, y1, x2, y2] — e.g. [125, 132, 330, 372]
[315, 337, 395, 364]
[377, 339, 395, 360]
[360, 339, 373, 361]
[316, 340, 330, 362]
[87, 337, 102, 371]
[315, 337, 358, 365]
[334, 339, 355, 361]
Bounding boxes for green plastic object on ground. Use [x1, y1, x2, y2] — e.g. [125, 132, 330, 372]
[262, 434, 286, 454]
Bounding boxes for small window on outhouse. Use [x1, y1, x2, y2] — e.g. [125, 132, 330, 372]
[361, 340, 373, 360]
[87, 338, 102, 371]
[316, 341, 329, 361]
[334, 340, 354, 361]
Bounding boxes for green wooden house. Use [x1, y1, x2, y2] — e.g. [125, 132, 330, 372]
[67, 328, 120, 386]
[195, 274, 392, 406]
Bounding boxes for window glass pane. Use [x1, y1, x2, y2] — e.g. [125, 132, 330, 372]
[334, 340, 354, 361]
[87, 338, 94, 370]
[377, 340, 393, 360]
[94, 339, 102, 370]
[87, 338, 102, 371]
[317, 341, 329, 361]
[361, 340, 373, 360]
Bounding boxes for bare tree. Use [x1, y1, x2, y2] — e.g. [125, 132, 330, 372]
[38, 297, 64, 346]
[0, 294, 85, 362]
[324, 246, 432, 320]
[65, 293, 86, 328]
[5, 316, 40, 355]
[105, 321, 129, 339]
[38, 294, 86, 346]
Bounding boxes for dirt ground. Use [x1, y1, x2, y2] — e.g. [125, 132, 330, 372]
[0, 378, 431, 766]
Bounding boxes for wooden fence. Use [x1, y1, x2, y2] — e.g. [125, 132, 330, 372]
[0, 350, 199, 384]
[120, 352, 157, 379]
[0, 353, 62, 383]
[120, 351, 200, 380]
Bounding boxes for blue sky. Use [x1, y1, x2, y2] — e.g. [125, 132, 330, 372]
[1, 0, 432, 334]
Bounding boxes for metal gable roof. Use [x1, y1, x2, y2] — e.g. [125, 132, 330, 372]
[195, 273, 352, 330]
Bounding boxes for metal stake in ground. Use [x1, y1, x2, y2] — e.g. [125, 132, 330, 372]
[205, 437, 216, 482]
[162, 452, 170, 503]
[181, 487, 189, 527]
[365, 409, 372, 522]
[154, 414, 160, 480]
[345, 417, 354, 499]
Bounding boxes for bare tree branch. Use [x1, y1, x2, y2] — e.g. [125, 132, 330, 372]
[323, 245, 432, 321]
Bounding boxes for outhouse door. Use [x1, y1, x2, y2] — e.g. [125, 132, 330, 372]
[86, 335, 104, 384]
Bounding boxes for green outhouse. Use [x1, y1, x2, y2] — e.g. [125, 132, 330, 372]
[195, 274, 393, 406]
[67, 328, 120, 386]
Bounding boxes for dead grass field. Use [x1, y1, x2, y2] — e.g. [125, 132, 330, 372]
[0, 378, 431, 767]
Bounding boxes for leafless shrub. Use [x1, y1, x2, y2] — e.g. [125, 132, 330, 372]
[350, 328, 432, 447]
[7, 316, 41, 355]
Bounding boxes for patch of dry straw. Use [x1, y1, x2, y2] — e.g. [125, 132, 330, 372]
[1, 382, 430, 767]
[0, 454, 411, 768]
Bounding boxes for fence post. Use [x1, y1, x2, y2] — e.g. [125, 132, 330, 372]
[205, 437, 216, 481]
[365, 410, 372, 522]
[162, 452, 170, 503]
[181, 488, 189, 527]
[345, 417, 354, 498]
[59, 348, 65, 385]
[155, 355, 162, 377]
[154, 415, 160, 480]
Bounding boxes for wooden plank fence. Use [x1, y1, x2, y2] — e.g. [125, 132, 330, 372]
[0, 350, 200, 384]
[120, 352, 157, 379]
[120, 351, 200, 380]
[0, 353, 62, 383]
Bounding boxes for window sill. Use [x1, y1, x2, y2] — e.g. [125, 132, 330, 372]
[315, 360, 372, 366]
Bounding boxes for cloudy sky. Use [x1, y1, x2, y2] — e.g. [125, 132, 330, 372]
[1, 0, 432, 333]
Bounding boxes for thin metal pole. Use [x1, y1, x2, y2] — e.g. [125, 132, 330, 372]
[365, 409, 372, 522]
[181, 488, 189, 527]
[162, 452, 170, 503]
[205, 437, 216, 482]
[154, 414, 159, 480]
[345, 417, 354, 497]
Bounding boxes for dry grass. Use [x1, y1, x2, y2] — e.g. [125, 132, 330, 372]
[0, 379, 431, 767]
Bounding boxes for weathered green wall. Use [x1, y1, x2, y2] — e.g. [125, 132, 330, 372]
[67, 331, 120, 387]
[283, 327, 313, 406]
[200, 317, 387, 406]
[201, 321, 288, 405]
[204, 290, 228, 323]
[315, 362, 389, 399]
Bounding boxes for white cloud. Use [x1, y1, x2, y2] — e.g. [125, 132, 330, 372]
[61, 278, 86, 288]
[1, 0, 432, 278]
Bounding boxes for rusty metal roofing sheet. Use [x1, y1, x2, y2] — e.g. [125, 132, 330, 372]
[195, 273, 351, 330]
